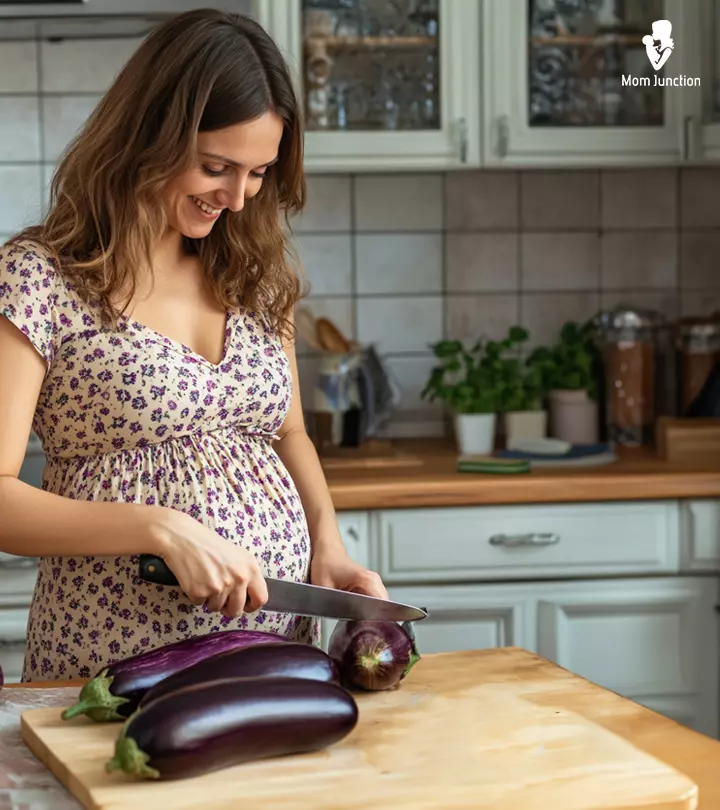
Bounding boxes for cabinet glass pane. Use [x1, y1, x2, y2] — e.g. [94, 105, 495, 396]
[301, 0, 440, 132]
[529, 0, 665, 127]
[711, 0, 720, 121]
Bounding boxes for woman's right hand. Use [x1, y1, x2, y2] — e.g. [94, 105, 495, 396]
[145, 507, 269, 619]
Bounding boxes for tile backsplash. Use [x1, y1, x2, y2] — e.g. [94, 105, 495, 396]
[290, 169, 720, 435]
[2, 36, 720, 438]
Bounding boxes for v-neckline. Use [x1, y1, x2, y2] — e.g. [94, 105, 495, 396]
[118, 310, 234, 369]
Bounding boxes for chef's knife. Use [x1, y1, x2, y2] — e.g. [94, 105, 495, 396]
[138, 554, 428, 622]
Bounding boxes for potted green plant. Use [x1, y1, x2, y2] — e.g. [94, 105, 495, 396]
[422, 327, 530, 455]
[501, 351, 549, 450]
[527, 320, 601, 445]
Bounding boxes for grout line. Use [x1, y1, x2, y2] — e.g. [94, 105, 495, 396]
[675, 166, 682, 313]
[440, 171, 447, 339]
[349, 174, 358, 341]
[516, 170, 524, 328]
[597, 169, 603, 302]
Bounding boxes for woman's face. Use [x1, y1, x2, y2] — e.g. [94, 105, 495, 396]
[162, 110, 284, 238]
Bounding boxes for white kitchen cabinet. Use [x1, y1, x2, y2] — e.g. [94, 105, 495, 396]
[387, 583, 535, 654]
[537, 577, 720, 739]
[374, 501, 680, 584]
[482, 0, 687, 166]
[320, 511, 372, 649]
[681, 0, 720, 160]
[680, 499, 720, 571]
[252, 0, 480, 171]
[0, 606, 31, 684]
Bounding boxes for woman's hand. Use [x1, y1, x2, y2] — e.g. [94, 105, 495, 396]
[147, 507, 268, 619]
[310, 546, 389, 600]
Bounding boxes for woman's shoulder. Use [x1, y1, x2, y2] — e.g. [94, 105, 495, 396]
[0, 237, 63, 287]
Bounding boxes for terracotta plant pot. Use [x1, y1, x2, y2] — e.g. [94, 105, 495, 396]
[549, 389, 599, 445]
[454, 413, 496, 455]
[504, 410, 548, 450]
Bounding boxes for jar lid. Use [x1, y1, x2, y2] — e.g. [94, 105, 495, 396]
[677, 315, 720, 339]
[594, 305, 665, 334]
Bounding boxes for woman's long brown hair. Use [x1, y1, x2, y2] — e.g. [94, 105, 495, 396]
[12, 8, 306, 339]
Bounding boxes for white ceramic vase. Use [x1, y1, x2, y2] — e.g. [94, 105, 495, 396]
[454, 413, 496, 455]
[504, 410, 548, 450]
[549, 390, 599, 445]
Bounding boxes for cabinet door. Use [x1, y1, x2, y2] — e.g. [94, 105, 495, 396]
[253, 0, 480, 170]
[0, 606, 31, 684]
[319, 512, 372, 649]
[682, 0, 720, 159]
[537, 577, 719, 739]
[483, 0, 686, 166]
[387, 583, 534, 655]
[680, 499, 720, 572]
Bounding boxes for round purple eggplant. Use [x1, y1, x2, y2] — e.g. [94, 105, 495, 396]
[105, 676, 359, 780]
[328, 620, 421, 691]
[61, 629, 288, 723]
[137, 642, 338, 709]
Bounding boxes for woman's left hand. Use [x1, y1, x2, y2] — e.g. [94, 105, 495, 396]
[311, 548, 389, 600]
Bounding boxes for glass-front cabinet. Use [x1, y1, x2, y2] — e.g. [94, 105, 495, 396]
[253, 0, 479, 170]
[681, 0, 720, 161]
[482, 0, 688, 166]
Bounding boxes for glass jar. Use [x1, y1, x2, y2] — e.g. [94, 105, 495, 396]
[594, 306, 665, 448]
[676, 316, 720, 415]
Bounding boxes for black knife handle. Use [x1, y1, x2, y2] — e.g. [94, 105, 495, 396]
[139, 554, 180, 586]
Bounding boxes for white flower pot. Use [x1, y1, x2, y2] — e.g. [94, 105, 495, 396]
[504, 410, 548, 450]
[549, 389, 599, 445]
[454, 413, 496, 455]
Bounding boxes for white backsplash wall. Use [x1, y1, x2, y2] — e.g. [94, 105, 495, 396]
[2, 37, 720, 437]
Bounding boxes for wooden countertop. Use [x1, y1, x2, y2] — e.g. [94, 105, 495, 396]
[321, 441, 720, 510]
[11, 648, 720, 808]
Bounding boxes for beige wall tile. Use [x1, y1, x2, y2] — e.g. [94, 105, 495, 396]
[602, 169, 677, 229]
[446, 171, 518, 230]
[356, 234, 442, 294]
[355, 174, 442, 231]
[680, 232, 720, 289]
[522, 233, 600, 291]
[522, 170, 599, 229]
[446, 233, 519, 292]
[681, 169, 720, 228]
[445, 294, 520, 344]
[601, 232, 678, 290]
[291, 175, 351, 232]
[294, 234, 352, 296]
[356, 296, 443, 353]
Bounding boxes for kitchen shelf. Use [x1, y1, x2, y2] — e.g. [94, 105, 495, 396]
[305, 34, 436, 52]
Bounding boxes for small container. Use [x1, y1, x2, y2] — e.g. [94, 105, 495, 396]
[676, 316, 720, 414]
[594, 306, 665, 448]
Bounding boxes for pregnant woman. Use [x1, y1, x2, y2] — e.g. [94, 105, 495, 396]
[0, 9, 387, 681]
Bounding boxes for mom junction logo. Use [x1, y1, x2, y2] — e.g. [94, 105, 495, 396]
[622, 19, 700, 88]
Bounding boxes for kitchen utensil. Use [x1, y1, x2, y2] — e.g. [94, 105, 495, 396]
[137, 555, 427, 622]
[21, 649, 698, 810]
[295, 306, 322, 352]
[315, 317, 351, 353]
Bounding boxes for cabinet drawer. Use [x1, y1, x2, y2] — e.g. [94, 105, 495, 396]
[680, 500, 720, 572]
[0, 606, 30, 683]
[375, 502, 679, 583]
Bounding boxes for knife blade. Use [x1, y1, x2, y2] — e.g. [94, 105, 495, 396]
[138, 555, 428, 622]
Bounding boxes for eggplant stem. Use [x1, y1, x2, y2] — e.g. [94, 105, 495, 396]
[106, 735, 160, 780]
[60, 670, 129, 723]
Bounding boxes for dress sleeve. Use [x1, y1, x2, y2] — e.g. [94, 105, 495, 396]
[0, 240, 63, 368]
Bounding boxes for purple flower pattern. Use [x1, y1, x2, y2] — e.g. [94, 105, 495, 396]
[0, 241, 318, 682]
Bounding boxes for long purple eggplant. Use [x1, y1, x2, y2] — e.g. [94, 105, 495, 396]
[105, 676, 359, 780]
[61, 629, 289, 723]
[137, 641, 338, 710]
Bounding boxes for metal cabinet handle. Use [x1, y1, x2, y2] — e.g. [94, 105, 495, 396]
[496, 115, 510, 158]
[457, 117, 468, 163]
[345, 526, 360, 543]
[489, 533, 560, 548]
[0, 555, 37, 570]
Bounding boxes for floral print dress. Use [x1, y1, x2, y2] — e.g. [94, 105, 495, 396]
[0, 240, 318, 682]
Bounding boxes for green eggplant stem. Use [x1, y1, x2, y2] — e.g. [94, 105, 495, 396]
[401, 621, 421, 679]
[105, 734, 160, 780]
[60, 670, 129, 722]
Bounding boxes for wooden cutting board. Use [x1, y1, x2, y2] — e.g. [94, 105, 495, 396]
[20, 650, 698, 810]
